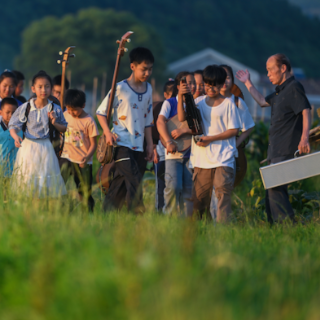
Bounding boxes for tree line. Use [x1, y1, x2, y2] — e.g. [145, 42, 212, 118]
[2, 0, 320, 83]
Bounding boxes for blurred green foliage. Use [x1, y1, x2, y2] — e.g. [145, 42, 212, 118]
[1, 0, 320, 78]
[247, 121, 269, 162]
[15, 8, 166, 87]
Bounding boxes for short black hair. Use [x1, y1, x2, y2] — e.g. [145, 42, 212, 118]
[203, 65, 227, 86]
[193, 70, 203, 76]
[32, 70, 53, 87]
[53, 75, 70, 90]
[163, 79, 175, 95]
[12, 70, 25, 82]
[0, 71, 17, 86]
[220, 65, 234, 85]
[172, 71, 191, 97]
[175, 71, 191, 86]
[129, 47, 154, 64]
[65, 89, 86, 108]
[1, 97, 18, 110]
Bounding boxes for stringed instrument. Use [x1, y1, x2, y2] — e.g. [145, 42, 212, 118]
[159, 115, 191, 152]
[54, 46, 75, 158]
[57, 46, 76, 110]
[96, 31, 133, 194]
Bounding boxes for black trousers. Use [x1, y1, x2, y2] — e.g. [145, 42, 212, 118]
[155, 161, 165, 211]
[103, 146, 147, 212]
[60, 158, 95, 211]
[265, 155, 294, 223]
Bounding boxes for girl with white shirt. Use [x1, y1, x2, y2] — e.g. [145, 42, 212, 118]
[9, 71, 68, 198]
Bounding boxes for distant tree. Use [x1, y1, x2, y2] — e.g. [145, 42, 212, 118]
[15, 8, 166, 87]
[4, 0, 320, 78]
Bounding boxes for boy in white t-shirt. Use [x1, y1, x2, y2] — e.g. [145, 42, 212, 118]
[157, 71, 195, 216]
[177, 65, 240, 222]
[209, 64, 255, 219]
[96, 47, 154, 213]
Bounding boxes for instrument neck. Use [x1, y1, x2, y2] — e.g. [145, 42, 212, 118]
[106, 53, 122, 125]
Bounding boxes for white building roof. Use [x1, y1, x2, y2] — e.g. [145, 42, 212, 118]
[168, 48, 260, 83]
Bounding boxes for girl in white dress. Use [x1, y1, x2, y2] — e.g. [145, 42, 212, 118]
[9, 71, 68, 198]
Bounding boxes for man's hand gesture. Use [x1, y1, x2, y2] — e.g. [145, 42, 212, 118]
[236, 69, 251, 84]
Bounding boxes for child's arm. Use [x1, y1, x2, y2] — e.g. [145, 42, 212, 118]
[144, 126, 154, 161]
[79, 136, 97, 168]
[8, 104, 24, 147]
[236, 127, 254, 148]
[97, 115, 117, 146]
[153, 145, 159, 164]
[196, 129, 239, 147]
[171, 127, 192, 140]
[236, 98, 255, 148]
[96, 89, 118, 146]
[177, 81, 189, 122]
[48, 109, 67, 132]
[197, 101, 241, 147]
[157, 115, 178, 155]
[10, 129, 23, 148]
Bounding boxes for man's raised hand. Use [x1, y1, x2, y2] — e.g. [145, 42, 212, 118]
[236, 69, 250, 84]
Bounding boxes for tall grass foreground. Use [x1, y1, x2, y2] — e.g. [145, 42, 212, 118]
[0, 174, 320, 320]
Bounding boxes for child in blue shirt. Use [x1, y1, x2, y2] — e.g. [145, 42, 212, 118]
[0, 98, 22, 176]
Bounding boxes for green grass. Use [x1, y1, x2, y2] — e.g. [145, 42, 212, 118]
[1, 157, 320, 320]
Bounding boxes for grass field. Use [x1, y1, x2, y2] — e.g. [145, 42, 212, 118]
[2, 117, 320, 320]
[1, 156, 320, 320]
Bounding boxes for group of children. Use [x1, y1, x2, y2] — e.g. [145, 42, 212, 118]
[0, 46, 255, 220]
[0, 69, 98, 210]
[154, 65, 254, 221]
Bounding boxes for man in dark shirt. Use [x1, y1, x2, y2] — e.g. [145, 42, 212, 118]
[236, 54, 311, 223]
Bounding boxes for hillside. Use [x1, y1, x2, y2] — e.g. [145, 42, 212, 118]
[288, 0, 320, 17]
[2, 0, 320, 77]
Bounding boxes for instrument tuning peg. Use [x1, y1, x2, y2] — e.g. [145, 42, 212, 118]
[69, 54, 76, 58]
[59, 51, 63, 56]
[124, 48, 128, 52]
[116, 40, 120, 44]
[126, 39, 131, 43]
[57, 60, 61, 64]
